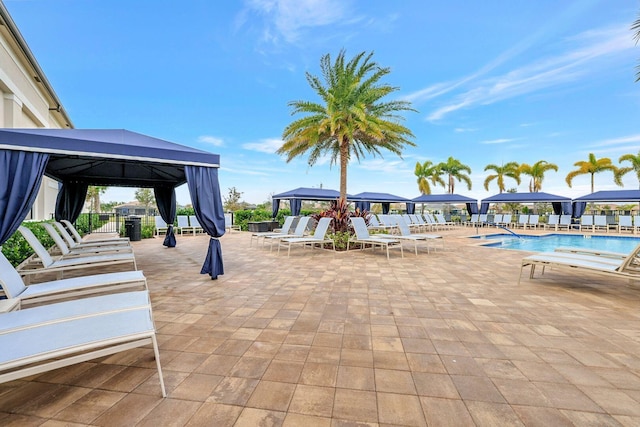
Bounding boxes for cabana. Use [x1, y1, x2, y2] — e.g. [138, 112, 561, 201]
[480, 192, 572, 216]
[271, 187, 349, 217]
[351, 192, 412, 214]
[0, 128, 225, 279]
[573, 190, 640, 218]
[412, 193, 478, 215]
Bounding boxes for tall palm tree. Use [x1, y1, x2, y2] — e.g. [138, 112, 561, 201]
[278, 50, 416, 202]
[86, 186, 107, 213]
[519, 160, 558, 192]
[633, 11, 640, 81]
[483, 162, 520, 193]
[618, 150, 640, 188]
[415, 160, 445, 194]
[437, 157, 472, 194]
[565, 153, 622, 193]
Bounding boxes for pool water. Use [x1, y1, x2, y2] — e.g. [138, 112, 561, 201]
[472, 233, 640, 253]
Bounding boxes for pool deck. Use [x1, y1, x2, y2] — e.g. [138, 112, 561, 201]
[2, 225, 640, 426]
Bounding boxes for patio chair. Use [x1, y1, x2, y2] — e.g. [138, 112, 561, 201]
[154, 216, 169, 236]
[224, 213, 240, 233]
[519, 243, 640, 285]
[544, 214, 560, 231]
[43, 223, 133, 257]
[264, 216, 311, 250]
[499, 214, 513, 228]
[434, 214, 455, 229]
[479, 214, 489, 227]
[528, 214, 539, 229]
[515, 214, 529, 229]
[177, 215, 195, 235]
[17, 226, 137, 281]
[617, 216, 634, 233]
[635, 215, 640, 235]
[348, 217, 403, 259]
[557, 215, 572, 231]
[277, 217, 335, 257]
[54, 222, 130, 250]
[593, 215, 609, 233]
[367, 215, 387, 232]
[492, 214, 503, 227]
[0, 291, 166, 397]
[60, 220, 130, 245]
[465, 214, 479, 227]
[250, 216, 295, 247]
[189, 215, 204, 235]
[377, 214, 400, 232]
[380, 215, 444, 255]
[0, 252, 146, 307]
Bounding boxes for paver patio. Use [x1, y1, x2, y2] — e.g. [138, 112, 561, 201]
[2, 226, 640, 426]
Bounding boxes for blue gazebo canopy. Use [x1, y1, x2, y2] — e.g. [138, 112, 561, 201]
[412, 193, 477, 204]
[271, 187, 349, 217]
[480, 192, 572, 216]
[351, 192, 412, 214]
[574, 190, 640, 202]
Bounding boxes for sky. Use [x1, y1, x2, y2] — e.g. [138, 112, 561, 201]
[5, 0, 640, 206]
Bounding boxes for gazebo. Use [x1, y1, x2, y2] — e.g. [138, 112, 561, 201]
[412, 193, 478, 215]
[351, 192, 413, 214]
[480, 192, 572, 216]
[573, 190, 640, 218]
[271, 187, 350, 217]
[0, 128, 225, 279]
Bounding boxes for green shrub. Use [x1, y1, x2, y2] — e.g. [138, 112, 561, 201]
[141, 225, 155, 239]
[1, 222, 56, 267]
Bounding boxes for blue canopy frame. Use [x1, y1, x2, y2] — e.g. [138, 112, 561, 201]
[351, 192, 412, 214]
[272, 187, 347, 216]
[412, 193, 478, 216]
[573, 190, 640, 219]
[0, 128, 225, 279]
[480, 192, 572, 216]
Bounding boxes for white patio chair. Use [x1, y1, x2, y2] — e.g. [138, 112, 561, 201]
[278, 217, 335, 256]
[348, 217, 403, 259]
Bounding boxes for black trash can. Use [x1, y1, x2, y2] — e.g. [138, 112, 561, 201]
[124, 216, 142, 241]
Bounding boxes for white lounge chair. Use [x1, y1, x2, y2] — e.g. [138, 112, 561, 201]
[594, 215, 610, 233]
[617, 216, 634, 233]
[528, 214, 539, 229]
[380, 215, 444, 255]
[17, 226, 137, 281]
[43, 223, 133, 257]
[154, 216, 169, 236]
[515, 214, 529, 229]
[177, 215, 196, 235]
[544, 214, 559, 231]
[264, 216, 311, 250]
[348, 217, 403, 259]
[0, 252, 146, 307]
[499, 214, 513, 228]
[434, 214, 454, 229]
[61, 220, 130, 245]
[189, 215, 204, 235]
[53, 222, 130, 250]
[519, 243, 640, 285]
[0, 291, 166, 396]
[466, 214, 479, 227]
[492, 214, 503, 227]
[278, 217, 335, 257]
[634, 215, 640, 235]
[224, 213, 240, 233]
[250, 216, 295, 247]
[557, 215, 572, 231]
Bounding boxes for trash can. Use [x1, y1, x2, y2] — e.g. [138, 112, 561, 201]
[124, 216, 142, 241]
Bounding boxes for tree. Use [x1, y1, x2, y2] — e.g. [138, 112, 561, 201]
[86, 186, 107, 213]
[134, 188, 155, 215]
[633, 11, 640, 81]
[565, 153, 622, 193]
[617, 150, 640, 188]
[415, 160, 445, 194]
[519, 160, 558, 192]
[223, 187, 244, 211]
[437, 157, 472, 194]
[278, 50, 416, 202]
[483, 162, 520, 193]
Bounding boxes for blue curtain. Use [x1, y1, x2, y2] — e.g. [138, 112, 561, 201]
[185, 166, 225, 279]
[154, 186, 177, 248]
[466, 202, 478, 215]
[382, 202, 390, 214]
[54, 181, 88, 222]
[406, 202, 415, 214]
[355, 201, 370, 212]
[290, 199, 302, 216]
[572, 202, 585, 218]
[272, 198, 280, 218]
[551, 202, 562, 215]
[0, 150, 49, 245]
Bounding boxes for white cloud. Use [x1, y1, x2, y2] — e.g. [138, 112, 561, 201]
[480, 138, 517, 145]
[423, 24, 634, 122]
[242, 0, 351, 43]
[454, 127, 477, 133]
[356, 158, 408, 174]
[242, 138, 283, 153]
[197, 135, 224, 146]
[590, 134, 640, 148]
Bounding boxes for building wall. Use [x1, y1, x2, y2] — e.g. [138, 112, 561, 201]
[0, 5, 73, 220]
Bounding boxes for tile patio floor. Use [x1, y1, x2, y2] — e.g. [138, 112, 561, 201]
[2, 226, 640, 426]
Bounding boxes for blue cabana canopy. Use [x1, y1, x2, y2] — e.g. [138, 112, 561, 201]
[351, 192, 412, 214]
[271, 187, 348, 216]
[481, 192, 572, 216]
[0, 128, 225, 279]
[574, 190, 640, 202]
[412, 193, 478, 215]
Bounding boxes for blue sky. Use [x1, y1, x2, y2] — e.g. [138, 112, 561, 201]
[6, 0, 640, 205]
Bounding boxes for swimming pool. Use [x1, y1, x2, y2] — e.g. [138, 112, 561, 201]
[472, 233, 640, 253]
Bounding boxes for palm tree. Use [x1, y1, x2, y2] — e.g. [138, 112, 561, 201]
[483, 162, 520, 193]
[565, 153, 622, 193]
[86, 186, 107, 213]
[437, 157, 472, 194]
[415, 160, 445, 194]
[633, 11, 640, 81]
[519, 160, 558, 192]
[278, 50, 416, 202]
[618, 150, 640, 188]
